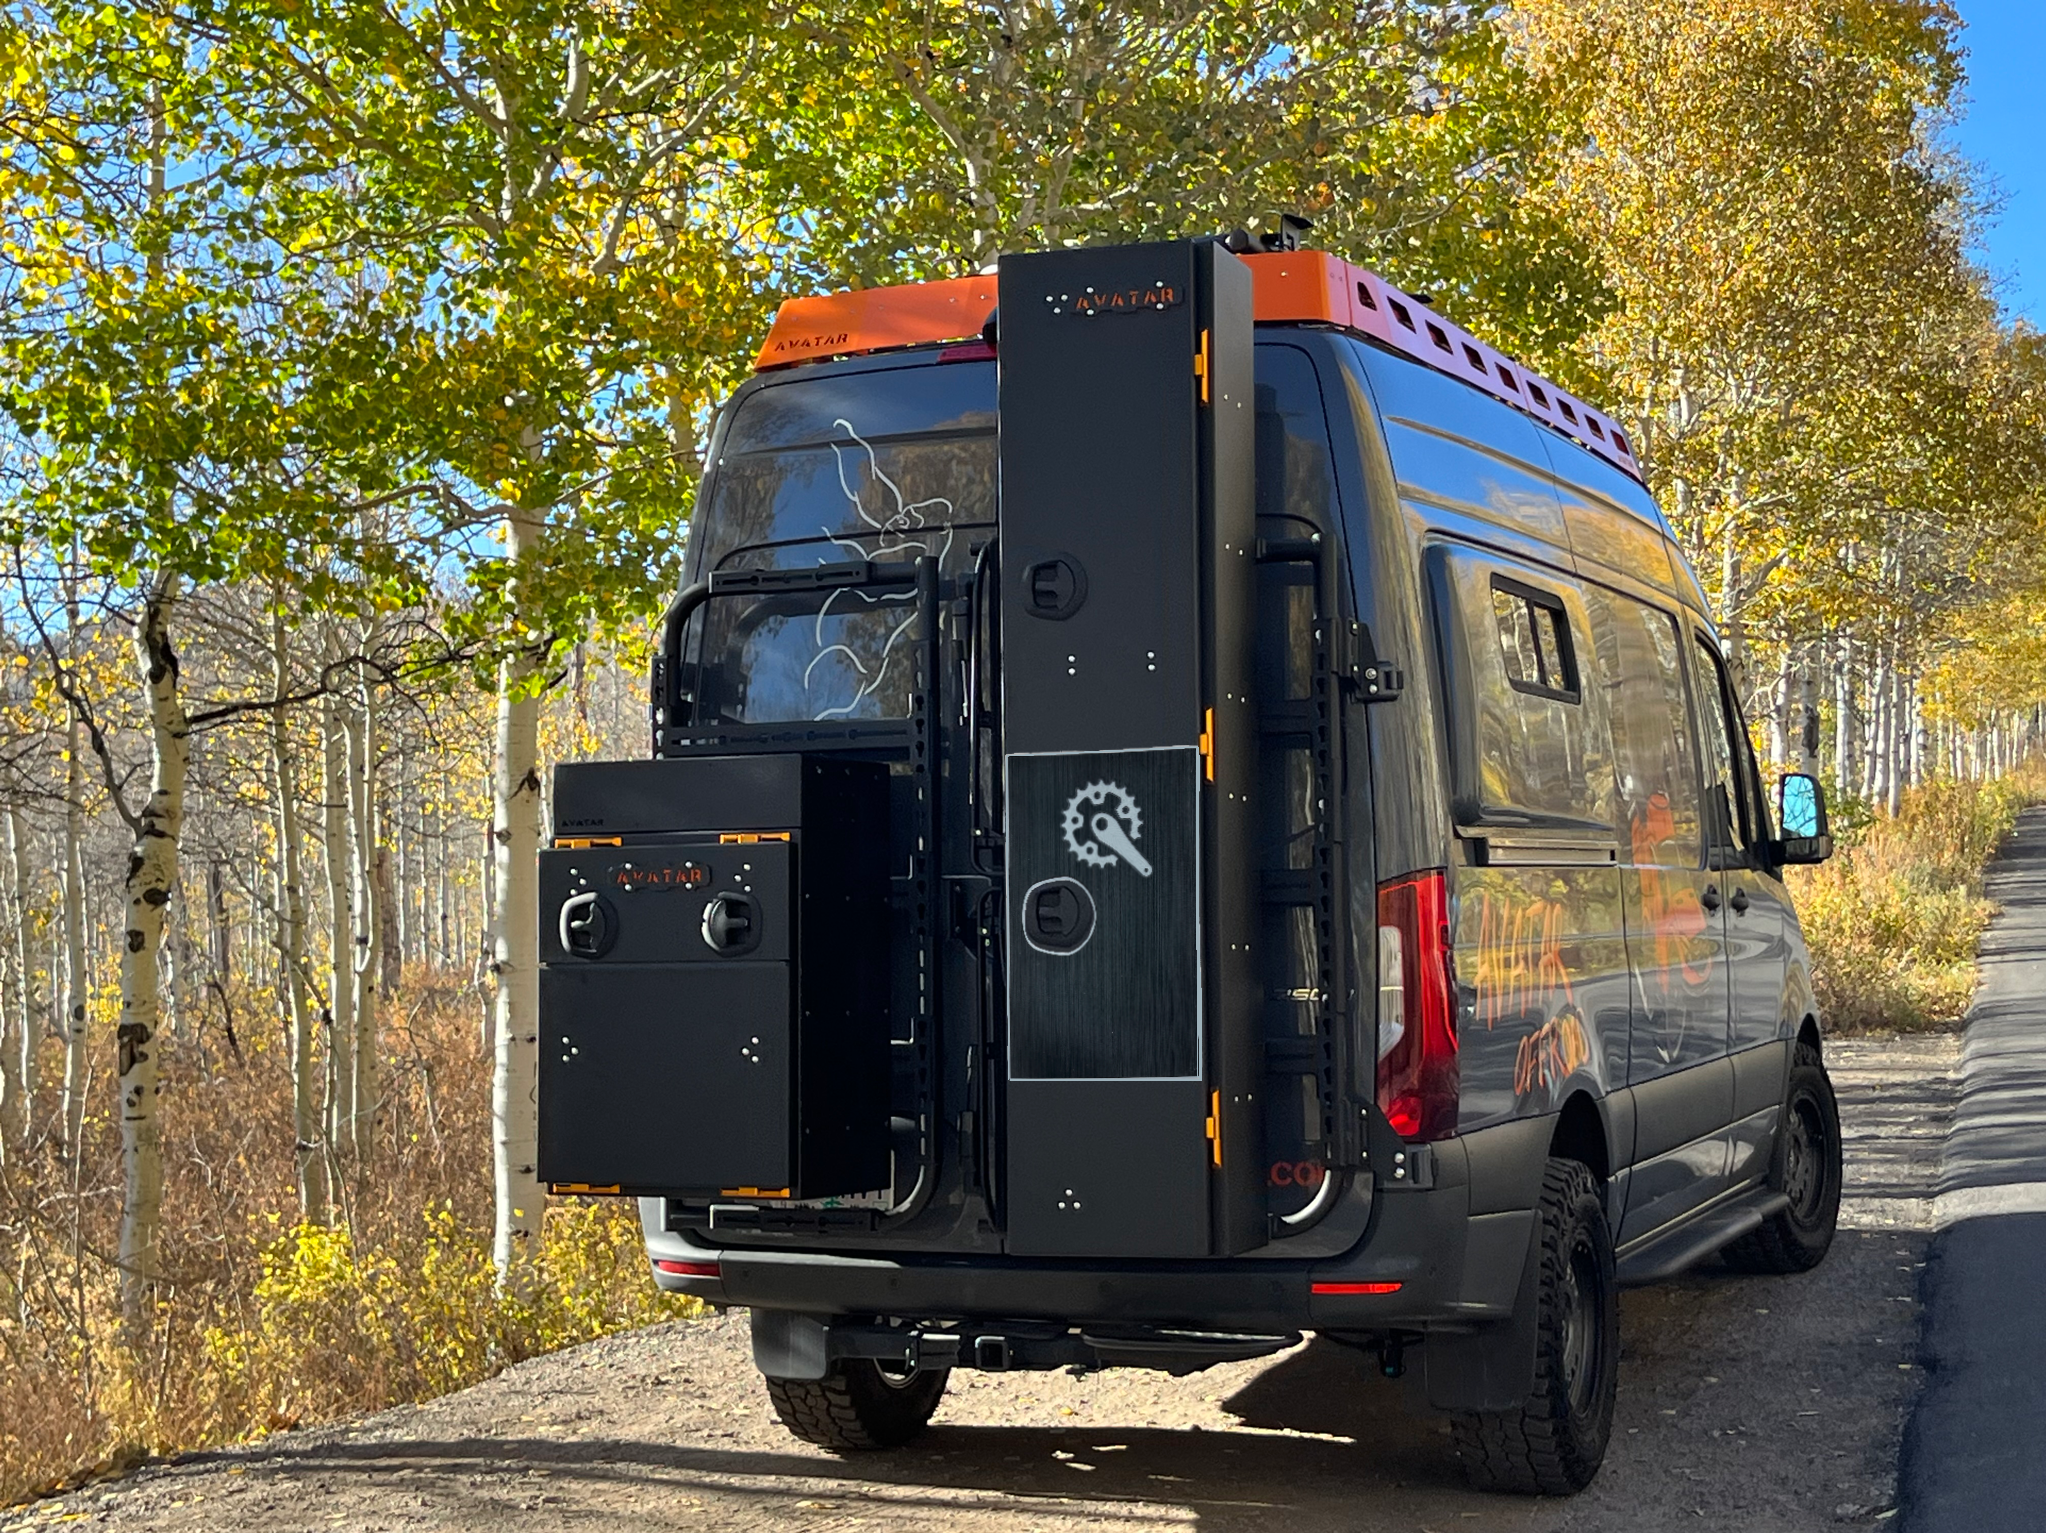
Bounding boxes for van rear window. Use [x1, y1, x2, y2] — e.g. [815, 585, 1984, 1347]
[687, 363, 995, 724]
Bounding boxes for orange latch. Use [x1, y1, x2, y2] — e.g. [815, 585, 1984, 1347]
[719, 832, 792, 844]
[1194, 328, 1212, 405]
[553, 836, 622, 849]
[720, 1186, 792, 1199]
[1206, 1091, 1223, 1167]
[549, 1182, 622, 1195]
[1198, 707, 1215, 782]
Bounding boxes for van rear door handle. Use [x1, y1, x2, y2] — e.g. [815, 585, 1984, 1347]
[1729, 887, 1750, 914]
[1701, 884, 1722, 912]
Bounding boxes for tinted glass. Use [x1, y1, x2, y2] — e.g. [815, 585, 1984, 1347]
[689, 363, 995, 723]
[1442, 551, 1613, 829]
[1693, 635, 1747, 855]
[1254, 344, 1339, 530]
[1493, 588, 1541, 685]
[1584, 588, 1702, 867]
[1492, 585, 1576, 698]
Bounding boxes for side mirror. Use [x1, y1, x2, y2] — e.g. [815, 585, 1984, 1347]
[1775, 773, 1833, 865]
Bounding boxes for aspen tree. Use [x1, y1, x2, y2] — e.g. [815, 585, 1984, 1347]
[491, 505, 545, 1291]
[345, 656, 379, 1148]
[185, 0, 775, 1288]
[57, 590, 88, 1157]
[268, 607, 325, 1224]
[319, 670, 355, 1156]
[0, 834, 15, 1163]
[114, 577, 188, 1335]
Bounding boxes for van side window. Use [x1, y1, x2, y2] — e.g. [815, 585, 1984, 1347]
[1692, 636, 1750, 860]
[1435, 550, 1614, 831]
[1490, 579, 1579, 701]
[1583, 588, 1702, 868]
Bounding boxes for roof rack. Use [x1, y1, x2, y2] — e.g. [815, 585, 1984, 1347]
[753, 249, 1642, 485]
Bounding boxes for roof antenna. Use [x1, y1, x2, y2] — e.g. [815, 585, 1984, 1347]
[1258, 213, 1314, 253]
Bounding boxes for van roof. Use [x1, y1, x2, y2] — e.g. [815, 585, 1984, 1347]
[754, 248, 1643, 485]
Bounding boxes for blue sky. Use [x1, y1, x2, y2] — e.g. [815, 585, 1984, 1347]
[1950, 1, 2045, 326]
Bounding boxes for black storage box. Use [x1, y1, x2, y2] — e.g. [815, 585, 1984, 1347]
[537, 755, 891, 1198]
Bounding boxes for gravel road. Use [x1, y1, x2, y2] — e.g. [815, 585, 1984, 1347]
[3, 1035, 1956, 1533]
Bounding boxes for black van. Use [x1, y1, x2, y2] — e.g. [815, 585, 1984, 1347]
[537, 237, 1842, 1495]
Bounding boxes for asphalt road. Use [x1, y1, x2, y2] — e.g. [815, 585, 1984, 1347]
[1, 1035, 1955, 1533]
[1899, 808, 2046, 1531]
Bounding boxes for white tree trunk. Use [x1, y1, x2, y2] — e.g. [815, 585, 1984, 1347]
[270, 611, 326, 1224]
[376, 844, 400, 995]
[320, 683, 356, 1156]
[1769, 647, 1792, 770]
[344, 664, 380, 1146]
[58, 695, 88, 1157]
[2, 808, 33, 1154]
[395, 747, 410, 968]
[118, 580, 189, 1338]
[491, 506, 546, 1293]
[0, 821, 17, 1162]
[1834, 634, 1857, 797]
[1886, 664, 1907, 816]
[1796, 651, 1822, 779]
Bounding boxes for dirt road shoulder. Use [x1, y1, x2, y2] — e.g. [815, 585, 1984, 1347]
[5, 1033, 1955, 1533]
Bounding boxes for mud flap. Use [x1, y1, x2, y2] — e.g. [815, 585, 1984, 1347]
[752, 1309, 831, 1381]
[1423, 1210, 1542, 1412]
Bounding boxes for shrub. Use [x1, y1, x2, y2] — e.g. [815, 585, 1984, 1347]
[1792, 773, 2038, 1032]
[0, 970, 697, 1506]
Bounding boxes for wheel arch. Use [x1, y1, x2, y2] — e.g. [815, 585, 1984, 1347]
[1547, 1090, 1611, 1187]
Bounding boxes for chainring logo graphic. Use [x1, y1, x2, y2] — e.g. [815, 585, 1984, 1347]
[1061, 781, 1153, 877]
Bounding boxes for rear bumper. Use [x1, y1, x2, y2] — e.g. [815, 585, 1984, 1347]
[642, 1176, 1527, 1335]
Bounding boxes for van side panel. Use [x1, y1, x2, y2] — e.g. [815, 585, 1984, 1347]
[1342, 344, 1631, 1140]
[1453, 863, 1629, 1130]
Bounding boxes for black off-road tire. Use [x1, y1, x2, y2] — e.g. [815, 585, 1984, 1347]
[1450, 1158, 1619, 1496]
[1722, 1040, 1842, 1274]
[764, 1360, 950, 1451]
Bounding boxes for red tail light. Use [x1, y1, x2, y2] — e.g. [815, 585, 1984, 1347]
[1375, 869, 1459, 1140]
[1311, 1281, 1404, 1295]
[653, 1258, 720, 1278]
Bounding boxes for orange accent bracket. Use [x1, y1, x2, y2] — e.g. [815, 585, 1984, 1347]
[756, 276, 998, 370]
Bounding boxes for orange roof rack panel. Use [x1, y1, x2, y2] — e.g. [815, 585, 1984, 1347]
[755, 275, 998, 370]
[751, 251, 1641, 484]
[1240, 250, 1641, 483]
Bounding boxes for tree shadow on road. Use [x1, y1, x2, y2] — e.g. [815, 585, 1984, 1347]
[171, 1341, 1488, 1532]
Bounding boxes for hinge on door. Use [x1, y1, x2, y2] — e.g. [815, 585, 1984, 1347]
[1194, 328, 1211, 405]
[1339, 621, 1405, 703]
[1206, 1090, 1223, 1167]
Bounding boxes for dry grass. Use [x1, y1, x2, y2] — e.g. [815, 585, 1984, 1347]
[0, 967, 696, 1506]
[1792, 771, 2042, 1033]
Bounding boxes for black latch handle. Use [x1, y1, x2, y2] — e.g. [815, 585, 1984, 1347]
[558, 891, 617, 959]
[701, 892, 762, 955]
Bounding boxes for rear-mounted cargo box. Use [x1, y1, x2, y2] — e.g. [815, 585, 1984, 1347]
[537, 754, 890, 1199]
